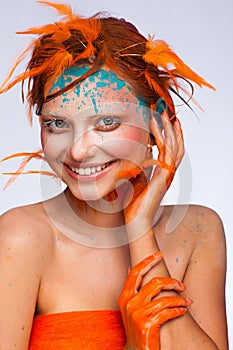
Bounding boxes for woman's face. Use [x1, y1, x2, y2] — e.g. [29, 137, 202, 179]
[40, 66, 151, 201]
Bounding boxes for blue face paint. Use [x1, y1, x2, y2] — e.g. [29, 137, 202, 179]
[50, 66, 90, 94]
[50, 65, 150, 123]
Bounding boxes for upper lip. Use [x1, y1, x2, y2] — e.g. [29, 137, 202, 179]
[63, 160, 115, 169]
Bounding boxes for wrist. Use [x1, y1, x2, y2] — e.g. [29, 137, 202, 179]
[125, 222, 155, 243]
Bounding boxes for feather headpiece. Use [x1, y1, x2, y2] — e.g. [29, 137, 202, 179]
[0, 1, 101, 123]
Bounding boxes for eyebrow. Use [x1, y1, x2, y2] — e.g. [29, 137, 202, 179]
[40, 111, 68, 119]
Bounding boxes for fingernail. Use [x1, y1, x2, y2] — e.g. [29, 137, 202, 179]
[175, 119, 181, 128]
[179, 282, 186, 290]
[153, 251, 163, 259]
[162, 110, 170, 120]
[185, 298, 193, 304]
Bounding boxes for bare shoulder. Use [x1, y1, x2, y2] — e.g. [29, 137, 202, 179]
[0, 202, 54, 260]
[159, 205, 228, 349]
[155, 204, 226, 280]
[0, 204, 56, 348]
[161, 203, 225, 248]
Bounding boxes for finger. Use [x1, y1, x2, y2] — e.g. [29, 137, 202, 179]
[126, 279, 187, 313]
[118, 252, 163, 306]
[161, 111, 177, 159]
[150, 117, 165, 161]
[132, 296, 191, 320]
[174, 118, 184, 140]
[137, 277, 186, 302]
[150, 119, 176, 180]
[142, 307, 187, 349]
[150, 306, 187, 326]
[148, 307, 187, 342]
[163, 135, 175, 170]
[151, 136, 175, 189]
[174, 118, 185, 168]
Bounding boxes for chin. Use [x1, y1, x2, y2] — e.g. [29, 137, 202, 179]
[68, 184, 116, 202]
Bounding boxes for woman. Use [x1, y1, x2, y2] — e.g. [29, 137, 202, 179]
[0, 1, 228, 349]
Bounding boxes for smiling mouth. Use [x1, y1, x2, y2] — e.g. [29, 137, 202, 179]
[67, 161, 115, 176]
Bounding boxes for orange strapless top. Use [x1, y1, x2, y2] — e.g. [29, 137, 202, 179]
[29, 310, 126, 349]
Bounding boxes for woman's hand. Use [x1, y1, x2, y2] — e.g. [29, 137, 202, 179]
[123, 112, 184, 236]
[118, 253, 192, 350]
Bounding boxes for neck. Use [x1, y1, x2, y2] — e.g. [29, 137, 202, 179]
[43, 187, 128, 248]
[66, 187, 125, 224]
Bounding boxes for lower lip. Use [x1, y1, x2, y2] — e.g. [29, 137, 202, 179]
[63, 161, 117, 182]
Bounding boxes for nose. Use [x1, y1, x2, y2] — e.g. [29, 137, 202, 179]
[69, 129, 98, 161]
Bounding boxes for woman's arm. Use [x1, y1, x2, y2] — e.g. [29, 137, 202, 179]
[0, 208, 45, 349]
[121, 113, 228, 348]
[178, 206, 228, 349]
[126, 206, 228, 349]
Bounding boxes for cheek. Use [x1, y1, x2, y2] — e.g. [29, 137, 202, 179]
[101, 127, 148, 162]
[120, 126, 148, 143]
[41, 129, 72, 161]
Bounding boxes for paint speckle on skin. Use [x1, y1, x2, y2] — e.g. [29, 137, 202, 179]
[197, 240, 209, 247]
[8, 279, 16, 286]
[56, 236, 63, 248]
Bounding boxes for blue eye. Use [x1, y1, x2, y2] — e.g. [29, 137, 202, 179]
[52, 120, 67, 128]
[95, 116, 121, 131]
[42, 119, 69, 132]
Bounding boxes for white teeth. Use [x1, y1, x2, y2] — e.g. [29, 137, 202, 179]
[85, 168, 91, 175]
[70, 162, 110, 176]
[79, 168, 85, 176]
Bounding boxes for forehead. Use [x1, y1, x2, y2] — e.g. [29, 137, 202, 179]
[44, 66, 149, 119]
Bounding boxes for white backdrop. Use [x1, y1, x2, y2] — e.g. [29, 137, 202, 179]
[0, 0, 232, 347]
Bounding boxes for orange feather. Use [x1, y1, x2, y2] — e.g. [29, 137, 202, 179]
[43, 49, 74, 97]
[144, 71, 174, 112]
[0, 150, 57, 190]
[143, 39, 215, 90]
[37, 1, 74, 20]
[2, 171, 58, 191]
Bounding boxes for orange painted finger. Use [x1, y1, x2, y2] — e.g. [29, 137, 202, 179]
[146, 308, 187, 349]
[150, 306, 187, 326]
[132, 296, 191, 320]
[136, 277, 186, 302]
[118, 252, 163, 306]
